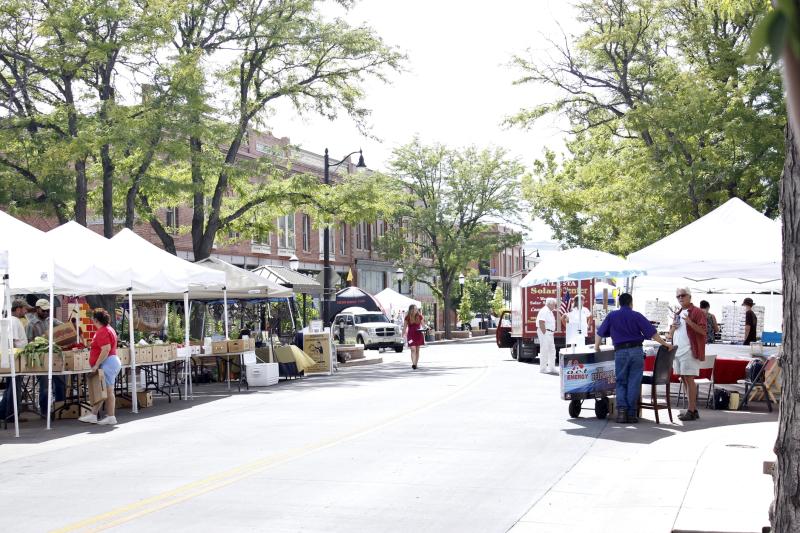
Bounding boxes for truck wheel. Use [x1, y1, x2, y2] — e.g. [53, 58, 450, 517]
[394, 344, 404, 353]
[569, 399, 582, 418]
[595, 397, 609, 419]
[511, 342, 518, 360]
[356, 335, 364, 347]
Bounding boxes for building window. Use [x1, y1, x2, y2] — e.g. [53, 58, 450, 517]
[302, 214, 311, 252]
[355, 222, 364, 250]
[277, 214, 295, 252]
[318, 227, 334, 259]
[339, 223, 347, 255]
[251, 231, 271, 254]
[165, 207, 178, 233]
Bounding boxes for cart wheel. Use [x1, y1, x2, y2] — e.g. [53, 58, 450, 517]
[568, 399, 582, 418]
[595, 397, 609, 419]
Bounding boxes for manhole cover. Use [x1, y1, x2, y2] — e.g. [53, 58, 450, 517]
[725, 444, 757, 449]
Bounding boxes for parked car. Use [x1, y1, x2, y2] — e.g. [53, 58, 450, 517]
[458, 313, 498, 330]
[332, 307, 405, 352]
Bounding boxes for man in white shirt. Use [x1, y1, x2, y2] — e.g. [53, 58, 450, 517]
[10, 300, 29, 348]
[563, 295, 593, 346]
[537, 298, 558, 374]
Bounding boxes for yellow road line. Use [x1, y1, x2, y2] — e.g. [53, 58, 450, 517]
[53, 362, 490, 533]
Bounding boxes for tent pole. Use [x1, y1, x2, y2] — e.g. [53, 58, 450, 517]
[287, 297, 296, 331]
[45, 285, 54, 430]
[184, 291, 190, 401]
[223, 287, 229, 340]
[3, 275, 19, 437]
[129, 291, 138, 414]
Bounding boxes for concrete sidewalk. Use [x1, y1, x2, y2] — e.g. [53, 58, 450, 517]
[509, 406, 777, 533]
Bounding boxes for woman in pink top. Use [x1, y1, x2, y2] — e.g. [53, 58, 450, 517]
[403, 304, 426, 370]
[79, 308, 121, 426]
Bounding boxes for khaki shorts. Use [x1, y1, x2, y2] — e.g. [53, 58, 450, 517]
[673, 344, 699, 376]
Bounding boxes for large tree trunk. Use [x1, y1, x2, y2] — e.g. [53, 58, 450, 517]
[101, 143, 114, 237]
[442, 283, 453, 340]
[773, 122, 800, 531]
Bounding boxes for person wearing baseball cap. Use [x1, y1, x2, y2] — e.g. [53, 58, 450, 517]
[742, 298, 757, 345]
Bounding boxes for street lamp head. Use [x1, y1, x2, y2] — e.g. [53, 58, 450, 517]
[458, 273, 465, 286]
[356, 149, 366, 168]
[396, 267, 404, 281]
[289, 254, 299, 271]
[535, 249, 540, 258]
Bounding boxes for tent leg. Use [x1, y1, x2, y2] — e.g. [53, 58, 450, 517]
[3, 276, 20, 437]
[46, 286, 54, 430]
[184, 292, 190, 401]
[129, 291, 138, 414]
[223, 288, 229, 340]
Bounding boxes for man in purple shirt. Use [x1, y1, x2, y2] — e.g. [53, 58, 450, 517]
[595, 293, 672, 424]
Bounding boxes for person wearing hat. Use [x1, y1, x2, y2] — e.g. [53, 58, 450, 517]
[25, 298, 66, 416]
[743, 297, 758, 345]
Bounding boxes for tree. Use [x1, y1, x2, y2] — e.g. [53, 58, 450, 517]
[749, 2, 800, 529]
[376, 139, 524, 339]
[509, 0, 783, 255]
[464, 272, 492, 328]
[140, 0, 404, 260]
[457, 287, 473, 328]
[490, 286, 506, 317]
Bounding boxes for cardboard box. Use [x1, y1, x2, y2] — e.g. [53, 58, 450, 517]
[52, 322, 80, 349]
[227, 339, 245, 353]
[151, 344, 171, 363]
[212, 341, 228, 354]
[88, 369, 107, 405]
[53, 401, 91, 419]
[241, 338, 256, 350]
[116, 347, 130, 365]
[137, 391, 153, 408]
[64, 350, 89, 372]
[134, 345, 153, 363]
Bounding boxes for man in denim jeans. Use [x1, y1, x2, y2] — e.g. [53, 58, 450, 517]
[595, 293, 672, 424]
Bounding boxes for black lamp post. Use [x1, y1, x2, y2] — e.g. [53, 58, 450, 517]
[322, 148, 366, 326]
[396, 267, 404, 293]
[458, 273, 465, 296]
[289, 255, 305, 326]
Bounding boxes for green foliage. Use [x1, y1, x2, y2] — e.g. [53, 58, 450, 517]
[166, 307, 185, 344]
[374, 138, 524, 335]
[296, 294, 320, 328]
[457, 288, 474, 325]
[491, 286, 506, 317]
[464, 272, 492, 317]
[511, 0, 783, 255]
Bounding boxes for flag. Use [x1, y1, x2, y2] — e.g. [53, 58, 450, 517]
[560, 290, 572, 315]
[346, 268, 354, 284]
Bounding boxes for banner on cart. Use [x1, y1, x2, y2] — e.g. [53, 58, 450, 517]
[561, 357, 616, 396]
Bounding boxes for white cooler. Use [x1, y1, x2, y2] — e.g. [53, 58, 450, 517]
[246, 362, 279, 387]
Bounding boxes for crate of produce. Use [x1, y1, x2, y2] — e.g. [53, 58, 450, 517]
[116, 347, 130, 365]
[151, 344, 172, 363]
[63, 350, 89, 371]
[134, 345, 153, 363]
[212, 341, 228, 354]
[227, 339, 246, 353]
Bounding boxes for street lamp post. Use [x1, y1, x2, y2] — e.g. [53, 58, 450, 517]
[289, 255, 305, 326]
[396, 267, 404, 293]
[458, 273, 465, 296]
[322, 148, 366, 326]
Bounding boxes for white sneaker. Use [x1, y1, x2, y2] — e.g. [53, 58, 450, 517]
[97, 416, 117, 426]
[78, 413, 98, 424]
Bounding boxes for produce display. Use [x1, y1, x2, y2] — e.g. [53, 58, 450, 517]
[19, 336, 62, 370]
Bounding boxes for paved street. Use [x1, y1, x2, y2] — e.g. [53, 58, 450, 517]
[1, 339, 777, 533]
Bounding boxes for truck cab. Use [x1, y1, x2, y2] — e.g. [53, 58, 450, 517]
[332, 307, 404, 352]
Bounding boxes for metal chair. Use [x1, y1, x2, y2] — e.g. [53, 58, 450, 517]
[676, 353, 716, 408]
[639, 345, 677, 424]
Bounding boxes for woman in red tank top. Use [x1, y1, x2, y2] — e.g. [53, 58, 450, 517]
[403, 304, 426, 370]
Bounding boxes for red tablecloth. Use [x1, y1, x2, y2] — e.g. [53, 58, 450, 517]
[643, 355, 747, 384]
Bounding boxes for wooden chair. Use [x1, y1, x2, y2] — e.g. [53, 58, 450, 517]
[639, 346, 677, 424]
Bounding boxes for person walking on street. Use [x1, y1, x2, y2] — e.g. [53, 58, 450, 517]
[668, 288, 707, 422]
[742, 297, 757, 345]
[79, 309, 121, 425]
[699, 300, 719, 344]
[595, 293, 672, 424]
[537, 298, 558, 374]
[403, 304, 426, 370]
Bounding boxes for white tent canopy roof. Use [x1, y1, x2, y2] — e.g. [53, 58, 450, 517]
[195, 257, 292, 298]
[628, 198, 781, 280]
[520, 247, 646, 287]
[109, 228, 225, 295]
[0, 210, 53, 293]
[374, 288, 422, 315]
[44, 222, 133, 295]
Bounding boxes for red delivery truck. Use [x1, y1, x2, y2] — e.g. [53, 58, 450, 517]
[496, 272, 595, 363]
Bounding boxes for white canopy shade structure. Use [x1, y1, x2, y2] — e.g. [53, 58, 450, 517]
[195, 257, 292, 299]
[627, 198, 781, 280]
[519, 247, 646, 287]
[0, 210, 53, 293]
[374, 288, 422, 316]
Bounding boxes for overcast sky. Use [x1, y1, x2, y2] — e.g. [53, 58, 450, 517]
[266, 0, 582, 242]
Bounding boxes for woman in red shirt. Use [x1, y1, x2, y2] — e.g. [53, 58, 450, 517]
[79, 309, 120, 426]
[402, 304, 426, 370]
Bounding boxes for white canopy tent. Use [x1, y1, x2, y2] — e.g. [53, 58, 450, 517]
[194, 257, 292, 299]
[374, 288, 422, 317]
[628, 198, 781, 280]
[109, 229, 226, 408]
[519, 247, 646, 288]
